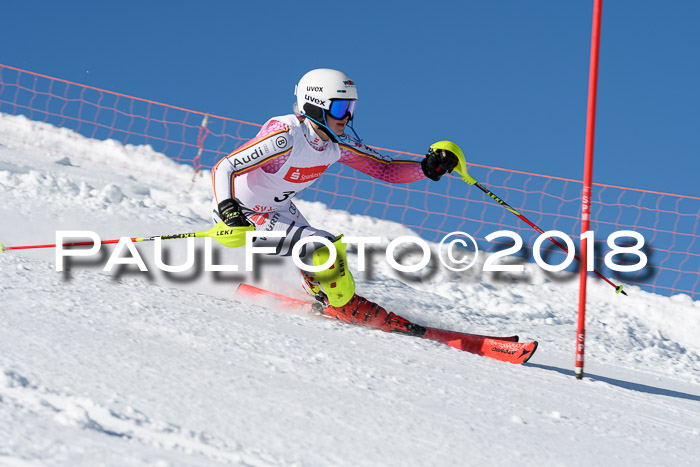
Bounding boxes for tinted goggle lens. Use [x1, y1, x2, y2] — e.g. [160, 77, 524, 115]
[328, 99, 356, 119]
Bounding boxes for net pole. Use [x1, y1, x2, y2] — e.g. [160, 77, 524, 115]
[576, 0, 604, 380]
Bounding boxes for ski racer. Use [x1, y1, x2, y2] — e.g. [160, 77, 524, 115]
[212, 68, 459, 335]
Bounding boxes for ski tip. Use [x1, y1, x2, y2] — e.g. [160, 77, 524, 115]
[522, 341, 538, 364]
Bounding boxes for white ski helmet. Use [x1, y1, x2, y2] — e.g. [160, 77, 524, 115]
[294, 68, 358, 126]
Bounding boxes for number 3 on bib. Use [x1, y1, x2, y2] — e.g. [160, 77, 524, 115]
[274, 191, 296, 202]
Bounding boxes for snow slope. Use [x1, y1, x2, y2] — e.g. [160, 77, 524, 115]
[1, 113, 699, 466]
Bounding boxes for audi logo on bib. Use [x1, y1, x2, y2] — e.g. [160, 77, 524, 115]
[283, 165, 330, 183]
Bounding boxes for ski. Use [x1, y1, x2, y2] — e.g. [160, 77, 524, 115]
[234, 284, 537, 365]
[235, 284, 519, 341]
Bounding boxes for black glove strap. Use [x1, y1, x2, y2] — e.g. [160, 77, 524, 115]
[422, 148, 458, 181]
[218, 199, 251, 227]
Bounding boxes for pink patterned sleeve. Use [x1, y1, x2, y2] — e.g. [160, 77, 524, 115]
[225, 119, 292, 176]
[338, 143, 426, 184]
[256, 120, 293, 173]
[211, 119, 292, 203]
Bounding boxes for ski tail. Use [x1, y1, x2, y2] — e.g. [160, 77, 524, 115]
[235, 283, 314, 313]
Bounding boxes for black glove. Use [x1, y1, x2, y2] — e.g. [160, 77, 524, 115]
[218, 198, 252, 227]
[421, 147, 459, 181]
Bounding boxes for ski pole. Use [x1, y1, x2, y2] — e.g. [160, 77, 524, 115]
[430, 141, 626, 296]
[0, 221, 255, 252]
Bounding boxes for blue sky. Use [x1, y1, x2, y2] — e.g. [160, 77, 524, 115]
[2, 0, 699, 197]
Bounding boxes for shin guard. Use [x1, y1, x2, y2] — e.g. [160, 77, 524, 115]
[308, 237, 355, 307]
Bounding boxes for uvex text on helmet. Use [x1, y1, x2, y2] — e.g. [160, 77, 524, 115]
[294, 69, 358, 122]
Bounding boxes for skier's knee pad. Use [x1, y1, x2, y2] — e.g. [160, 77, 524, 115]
[310, 236, 355, 307]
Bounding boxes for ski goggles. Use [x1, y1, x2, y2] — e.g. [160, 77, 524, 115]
[327, 99, 356, 120]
